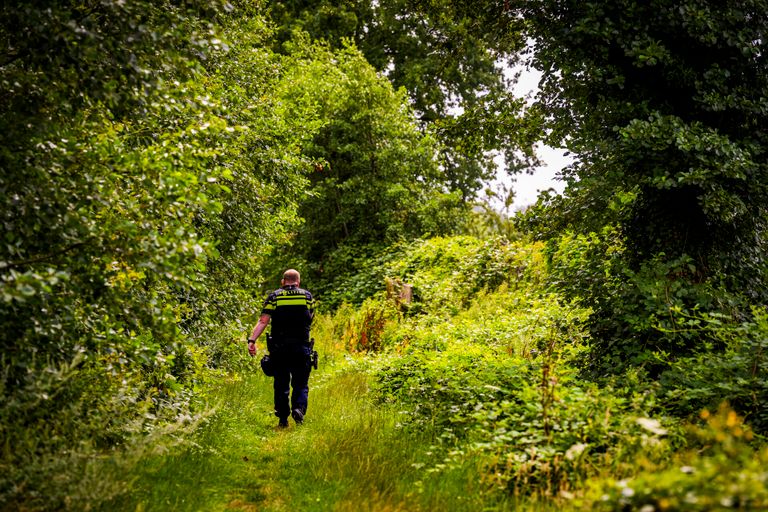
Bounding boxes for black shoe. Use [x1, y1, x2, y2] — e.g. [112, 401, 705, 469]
[278, 418, 289, 428]
[291, 408, 304, 425]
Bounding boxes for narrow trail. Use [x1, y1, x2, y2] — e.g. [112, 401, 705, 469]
[219, 367, 374, 512]
[216, 364, 424, 512]
[113, 361, 432, 512]
[109, 356, 512, 512]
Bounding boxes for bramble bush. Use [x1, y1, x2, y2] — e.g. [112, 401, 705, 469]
[370, 308, 674, 502]
[360, 236, 674, 500]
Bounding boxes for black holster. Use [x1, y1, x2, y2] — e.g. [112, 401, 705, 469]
[309, 338, 319, 370]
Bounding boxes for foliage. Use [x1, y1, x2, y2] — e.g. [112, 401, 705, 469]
[268, 0, 535, 201]
[262, 39, 467, 298]
[317, 235, 549, 313]
[270, 0, 520, 122]
[585, 405, 768, 511]
[319, 234, 553, 353]
[1, 0, 229, 373]
[541, 224, 758, 381]
[427, 0, 768, 374]
[1, 4, 231, 506]
[520, 0, 768, 280]
[468, 372, 672, 499]
[3, 0, 768, 508]
[361, 236, 623, 500]
[329, 298, 400, 353]
[0, 3, 332, 508]
[348, 231, 767, 508]
[660, 309, 768, 433]
[369, 272, 675, 501]
[172, 10, 321, 353]
[463, 198, 526, 241]
[357, 233, 766, 508]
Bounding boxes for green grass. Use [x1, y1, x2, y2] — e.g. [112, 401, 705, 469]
[98, 358, 520, 512]
[99, 370, 276, 511]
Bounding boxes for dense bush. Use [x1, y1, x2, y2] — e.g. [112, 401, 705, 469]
[319, 235, 547, 312]
[660, 309, 768, 434]
[544, 225, 748, 377]
[585, 405, 768, 511]
[543, 226, 767, 435]
[360, 234, 766, 506]
[370, 306, 671, 500]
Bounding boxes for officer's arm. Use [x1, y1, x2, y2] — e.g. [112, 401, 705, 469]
[307, 294, 316, 319]
[248, 314, 271, 353]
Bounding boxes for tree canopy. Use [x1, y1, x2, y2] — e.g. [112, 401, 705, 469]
[421, 0, 768, 369]
[263, 40, 467, 298]
[269, 0, 536, 201]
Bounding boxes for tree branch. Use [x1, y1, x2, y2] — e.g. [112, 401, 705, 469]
[2, 241, 89, 270]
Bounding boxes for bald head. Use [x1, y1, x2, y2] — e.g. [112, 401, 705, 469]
[282, 269, 300, 285]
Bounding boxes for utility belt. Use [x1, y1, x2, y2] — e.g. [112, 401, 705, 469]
[266, 333, 309, 351]
[266, 334, 319, 370]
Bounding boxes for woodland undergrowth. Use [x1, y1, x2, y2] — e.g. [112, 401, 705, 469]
[5, 236, 767, 511]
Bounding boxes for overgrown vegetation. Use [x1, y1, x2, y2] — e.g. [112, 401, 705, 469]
[326, 236, 767, 509]
[99, 235, 766, 511]
[2, 0, 767, 510]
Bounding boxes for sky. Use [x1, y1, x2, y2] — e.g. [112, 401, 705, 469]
[503, 144, 571, 211]
[493, 65, 572, 211]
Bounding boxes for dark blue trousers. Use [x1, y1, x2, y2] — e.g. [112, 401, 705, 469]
[271, 347, 312, 420]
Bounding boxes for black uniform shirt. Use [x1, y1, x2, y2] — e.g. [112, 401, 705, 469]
[261, 285, 315, 343]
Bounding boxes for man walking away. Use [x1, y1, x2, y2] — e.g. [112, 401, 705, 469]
[248, 269, 315, 428]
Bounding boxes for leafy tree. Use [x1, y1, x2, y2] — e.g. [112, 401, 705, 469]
[0, 0, 227, 505]
[269, 0, 520, 122]
[0, 0, 232, 388]
[263, 40, 466, 299]
[530, 0, 768, 370]
[173, 9, 324, 349]
[528, 1, 767, 269]
[0, 2, 323, 506]
[268, 0, 535, 201]
[425, 0, 768, 370]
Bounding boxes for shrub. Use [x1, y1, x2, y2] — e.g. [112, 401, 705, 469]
[546, 227, 744, 377]
[584, 405, 768, 511]
[467, 369, 673, 499]
[660, 308, 768, 434]
[316, 236, 548, 314]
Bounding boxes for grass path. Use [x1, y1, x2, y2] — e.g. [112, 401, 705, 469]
[102, 359, 501, 512]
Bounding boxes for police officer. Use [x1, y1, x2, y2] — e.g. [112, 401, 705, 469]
[248, 269, 315, 428]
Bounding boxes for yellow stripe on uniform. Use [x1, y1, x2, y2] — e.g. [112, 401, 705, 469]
[275, 297, 308, 306]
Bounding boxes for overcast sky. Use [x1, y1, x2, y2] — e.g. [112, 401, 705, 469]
[500, 144, 571, 211]
[494, 65, 571, 211]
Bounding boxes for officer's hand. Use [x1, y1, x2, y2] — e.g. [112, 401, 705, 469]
[248, 341, 257, 357]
